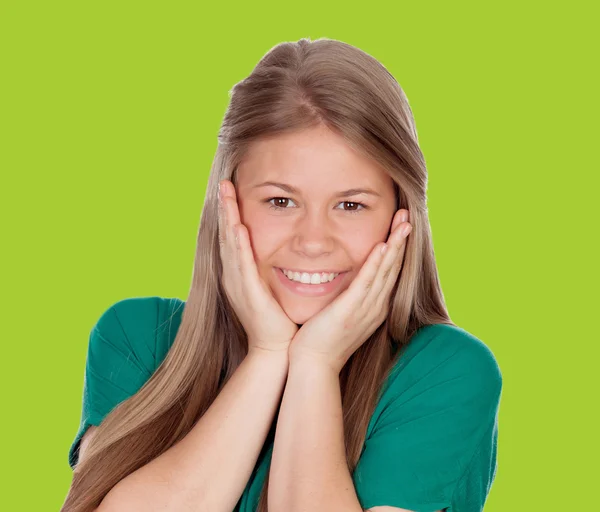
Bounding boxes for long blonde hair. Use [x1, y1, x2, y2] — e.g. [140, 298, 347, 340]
[61, 37, 453, 512]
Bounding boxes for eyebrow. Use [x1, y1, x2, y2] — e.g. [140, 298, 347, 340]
[252, 181, 382, 198]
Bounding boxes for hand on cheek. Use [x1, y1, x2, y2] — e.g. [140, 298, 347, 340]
[288, 208, 412, 373]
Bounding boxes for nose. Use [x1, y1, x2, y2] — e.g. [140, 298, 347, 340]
[291, 210, 336, 256]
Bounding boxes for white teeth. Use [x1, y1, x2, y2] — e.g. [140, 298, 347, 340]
[281, 269, 339, 284]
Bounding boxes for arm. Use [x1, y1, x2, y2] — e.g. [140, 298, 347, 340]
[97, 348, 289, 512]
[268, 353, 440, 512]
[267, 352, 362, 512]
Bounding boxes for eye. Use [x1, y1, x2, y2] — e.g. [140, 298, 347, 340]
[267, 197, 296, 210]
[335, 201, 367, 214]
[266, 197, 368, 215]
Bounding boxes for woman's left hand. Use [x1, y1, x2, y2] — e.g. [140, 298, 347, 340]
[288, 210, 412, 374]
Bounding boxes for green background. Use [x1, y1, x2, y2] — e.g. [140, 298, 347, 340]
[2, 1, 597, 510]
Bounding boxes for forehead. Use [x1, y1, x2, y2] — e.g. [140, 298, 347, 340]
[236, 126, 391, 191]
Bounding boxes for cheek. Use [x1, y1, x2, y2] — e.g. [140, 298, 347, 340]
[349, 231, 385, 264]
[243, 216, 283, 265]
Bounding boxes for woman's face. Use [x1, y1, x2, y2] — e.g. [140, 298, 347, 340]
[234, 124, 398, 325]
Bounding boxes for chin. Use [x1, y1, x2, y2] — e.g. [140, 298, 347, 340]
[282, 303, 321, 325]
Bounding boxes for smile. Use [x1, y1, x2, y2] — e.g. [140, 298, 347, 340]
[274, 267, 348, 297]
[278, 268, 342, 284]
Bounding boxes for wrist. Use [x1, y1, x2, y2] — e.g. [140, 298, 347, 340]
[289, 348, 341, 375]
[247, 345, 290, 363]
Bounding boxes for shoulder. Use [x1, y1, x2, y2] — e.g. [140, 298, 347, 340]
[384, 323, 503, 409]
[91, 295, 185, 373]
[356, 325, 502, 510]
[399, 323, 501, 382]
[103, 295, 176, 332]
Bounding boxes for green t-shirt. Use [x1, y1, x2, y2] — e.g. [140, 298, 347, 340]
[69, 296, 502, 512]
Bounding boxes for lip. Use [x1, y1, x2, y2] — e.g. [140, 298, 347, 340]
[277, 267, 348, 275]
[274, 267, 349, 297]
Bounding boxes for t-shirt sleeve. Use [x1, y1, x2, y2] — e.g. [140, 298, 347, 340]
[68, 297, 160, 469]
[353, 333, 503, 512]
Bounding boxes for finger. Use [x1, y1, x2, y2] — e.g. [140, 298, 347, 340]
[389, 208, 409, 236]
[342, 238, 388, 313]
[355, 209, 405, 308]
[217, 180, 227, 247]
[223, 180, 242, 227]
[386, 226, 410, 284]
[221, 183, 264, 296]
[234, 223, 267, 300]
[230, 207, 279, 310]
[219, 181, 241, 273]
[340, 209, 408, 312]
[225, 182, 246, 274]
[371, 223, 411, 311]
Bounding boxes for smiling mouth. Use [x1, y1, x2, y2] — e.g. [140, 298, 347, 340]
[276, 267, 349, 275]
[276, 267, 348, 285]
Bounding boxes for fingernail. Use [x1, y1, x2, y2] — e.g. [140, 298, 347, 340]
[401, 224, 412, 237]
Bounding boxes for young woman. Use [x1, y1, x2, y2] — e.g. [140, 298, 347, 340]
[62, 37, 502, 512]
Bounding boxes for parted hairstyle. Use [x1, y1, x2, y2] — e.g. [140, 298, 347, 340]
[61, 36, 453, 512]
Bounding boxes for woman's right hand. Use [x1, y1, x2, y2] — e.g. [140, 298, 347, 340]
[217, 179, 299, 356]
